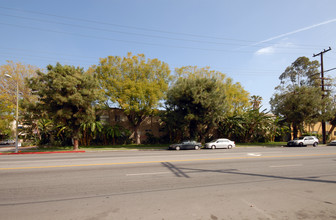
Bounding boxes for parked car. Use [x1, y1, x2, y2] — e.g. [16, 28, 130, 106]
[6, 139, 15, 145]
[0, 139, 15, 145]
[169, 141, 202, 150]
[327, 140, 336, 146]
[205, 138, 235, 149]
[287, 136, 319, 147]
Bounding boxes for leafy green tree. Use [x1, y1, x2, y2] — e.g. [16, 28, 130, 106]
[25, 63, 104, 150]
[174, 66, 250, 115]
[95, 53, 171, 144]
[0, 98, 13, 138]
[0, 61, 39, 107]
[0, 61, 39, 138]
[270, 57, 331, 138]
[166, 66, 248, 142]
[223, 78, 250, 115]
[165, 76, 228, 141]
[278, 56, 320, 88]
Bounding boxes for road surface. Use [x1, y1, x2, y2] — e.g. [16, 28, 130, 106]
[1, 146, 336, 219]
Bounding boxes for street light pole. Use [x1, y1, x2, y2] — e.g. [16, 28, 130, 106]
[4, 73, 19, 153]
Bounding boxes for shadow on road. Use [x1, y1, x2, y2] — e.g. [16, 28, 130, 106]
[161, 162, 190, 178]
[161, 163, 336, 184]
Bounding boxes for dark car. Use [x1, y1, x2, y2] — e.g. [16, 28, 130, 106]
[169, 141, 202, 150]
[327, 140, 336, 146]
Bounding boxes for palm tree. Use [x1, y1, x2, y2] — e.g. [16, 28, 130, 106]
[100, 124, 130, 145]
[218, 115, 246, 141]
[80, 121, 103, 146]
[250, 95, 263, 110]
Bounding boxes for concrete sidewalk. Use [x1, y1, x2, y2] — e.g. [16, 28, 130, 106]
[0, 145, 85, 154]
[0, 145, 37, 152]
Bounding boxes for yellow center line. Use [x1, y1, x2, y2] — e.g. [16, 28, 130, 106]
[1, 153, 336, 170]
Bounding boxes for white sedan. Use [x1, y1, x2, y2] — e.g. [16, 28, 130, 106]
[204, 138, 235, 149]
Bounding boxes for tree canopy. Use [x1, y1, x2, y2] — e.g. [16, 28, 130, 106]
[164, 66, 250, 142]
[25, 63, 103, 150]
[278, 56, 320, 88]
[0, 61, 39, 138]
[270, 56, 332, 138]
[95, 53, 171, 144]
[174, 66, 250, 115]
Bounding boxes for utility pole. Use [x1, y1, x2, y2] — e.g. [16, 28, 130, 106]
[313, 47, 331, 144]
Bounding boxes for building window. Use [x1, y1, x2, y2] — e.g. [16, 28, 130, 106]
[115, 115, 121, 122]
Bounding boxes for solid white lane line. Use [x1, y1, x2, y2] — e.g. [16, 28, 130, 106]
[126, 172, 171, 176]
[270, 164, 302, 168]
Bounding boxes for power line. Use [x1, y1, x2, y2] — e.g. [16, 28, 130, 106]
[0, 6, 255, 42]
[0, 13, 255, 47]
[0, 21, 282, 53]
[0, 21, 322, 56]
[325, 67, 336, 73]
[0, 6, 329, 50]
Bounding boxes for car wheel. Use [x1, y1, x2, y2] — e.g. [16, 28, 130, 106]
[176, 146, 180, 150]
[228, 145, 232, 149]
[313, 142, 318, 147]
[211, 145, 216, 150]
[299, 142, 303, 147]
[194, 145, 200, 150]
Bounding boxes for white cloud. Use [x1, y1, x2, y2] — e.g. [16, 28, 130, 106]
[255, 46, 275, 55]
[254, 41, 294, 56]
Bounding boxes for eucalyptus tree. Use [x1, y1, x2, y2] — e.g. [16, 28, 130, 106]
[95, 53, 171, 144]
[270, 56, 333, 138]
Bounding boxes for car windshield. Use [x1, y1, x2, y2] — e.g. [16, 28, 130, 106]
[294, 137, 304, 140]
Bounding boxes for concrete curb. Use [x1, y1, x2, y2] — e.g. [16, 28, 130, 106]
[0, 151, 85, 155]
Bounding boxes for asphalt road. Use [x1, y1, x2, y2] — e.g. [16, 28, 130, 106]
[1, 146, 336, 220]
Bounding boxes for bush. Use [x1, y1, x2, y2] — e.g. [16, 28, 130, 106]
[144, 132, 161, 144]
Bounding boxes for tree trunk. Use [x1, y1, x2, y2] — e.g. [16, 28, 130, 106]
[104, 136, 107, 145]
[73, 138, 79, 150]
[292, 123, 298, 139]
[189, 120, 197, 140]
[328, 125, 335, 140]
[134, 126, 141, 145]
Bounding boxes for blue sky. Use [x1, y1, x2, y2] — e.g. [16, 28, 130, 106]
[1, 0, 336, 110]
